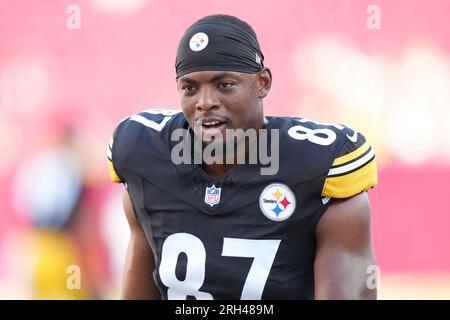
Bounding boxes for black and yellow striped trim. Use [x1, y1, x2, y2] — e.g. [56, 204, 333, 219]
[332, 141, 370, 167]
[322, 142, 378, 198]
[106, 136, 123, 183]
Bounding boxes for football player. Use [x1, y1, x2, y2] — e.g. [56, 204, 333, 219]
[107, 14, 378, 300]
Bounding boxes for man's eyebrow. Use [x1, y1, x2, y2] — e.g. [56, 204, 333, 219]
[179, 72, 239, 84]
[209, 72, 239, 83]
[178, 76, 197, 84]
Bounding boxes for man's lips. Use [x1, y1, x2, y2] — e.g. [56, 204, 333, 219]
[195, 117, 228, 129]
[194, 118, 229, 137]
[202, 120, 224, 127]
[201, 122, 227, 136]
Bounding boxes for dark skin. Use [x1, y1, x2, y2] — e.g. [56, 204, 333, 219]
[121, 190, 161, 299]
[121, 69, 377, 299]
[315, 192, 376, 299]
[177, 69, 272, 178]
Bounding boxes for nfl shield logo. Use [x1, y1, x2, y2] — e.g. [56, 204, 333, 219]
[204, 185, 221, 207]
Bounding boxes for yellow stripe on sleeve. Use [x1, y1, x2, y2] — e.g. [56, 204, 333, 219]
[332, 141, 370, 166]
[322, 157, 378, 198]
[107, 158, 123, 183]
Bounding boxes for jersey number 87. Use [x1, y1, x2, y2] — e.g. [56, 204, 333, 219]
[159, 232, 281, 300]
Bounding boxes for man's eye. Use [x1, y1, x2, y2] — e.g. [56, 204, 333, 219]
[182, 84, 195, 91]
[219, 82, 234, 89]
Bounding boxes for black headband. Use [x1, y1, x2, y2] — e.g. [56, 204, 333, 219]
[175, 19, 264, 78]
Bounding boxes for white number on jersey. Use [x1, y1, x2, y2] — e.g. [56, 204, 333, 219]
[129, 108, 180, 132]
[159, 233, 281, 300]
[288, 118, 358, 145]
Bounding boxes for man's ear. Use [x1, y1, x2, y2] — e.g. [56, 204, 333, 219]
[257, 68, 272, 98]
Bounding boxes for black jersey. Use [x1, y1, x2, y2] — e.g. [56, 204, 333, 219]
[107, 109, 378, 300]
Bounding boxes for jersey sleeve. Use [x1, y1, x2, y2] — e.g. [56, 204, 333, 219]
[106, 108, 180, 184]
[106, 132, 124, 183]
[321, 132, 378, 198]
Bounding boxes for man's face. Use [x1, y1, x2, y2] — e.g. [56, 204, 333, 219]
[177, 70, 269, 143]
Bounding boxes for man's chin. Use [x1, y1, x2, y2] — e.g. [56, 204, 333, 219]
[201, 136, 225, 146]
[193, 130, 226, 145]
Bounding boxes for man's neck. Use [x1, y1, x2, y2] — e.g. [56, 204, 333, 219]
[198, 118, 267, 178]
[202, 162, 237, 179]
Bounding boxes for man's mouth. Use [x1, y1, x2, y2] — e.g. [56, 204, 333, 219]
[202, 120, 226, 129]
[194, 118, 229, 139]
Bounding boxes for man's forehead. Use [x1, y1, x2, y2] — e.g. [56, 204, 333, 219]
[178, 70, 254, 82]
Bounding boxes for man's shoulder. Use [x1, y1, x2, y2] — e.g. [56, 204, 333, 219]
[268, 115, 356, 161]
[114, 108, 183, 136]
[269, 115, 355, 139]
[112, 108, 183, 151]
[267, 115, 376, 192]
[268, 115, 366, 155]
[107, 108, 184, 182]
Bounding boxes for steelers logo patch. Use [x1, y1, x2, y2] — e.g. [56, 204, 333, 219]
[189, 32, 209, 52]
[259, 183, 296, 222]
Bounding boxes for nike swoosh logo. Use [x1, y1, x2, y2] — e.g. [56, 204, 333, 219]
[346, 130, 358, 142]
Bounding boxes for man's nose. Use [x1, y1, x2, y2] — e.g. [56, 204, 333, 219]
[195, 87, 220, 112]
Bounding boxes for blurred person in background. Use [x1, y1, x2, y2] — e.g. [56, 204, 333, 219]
[12, 127, 109, 299]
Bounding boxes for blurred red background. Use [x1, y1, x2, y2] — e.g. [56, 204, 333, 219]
[1, 0, 449, 298]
